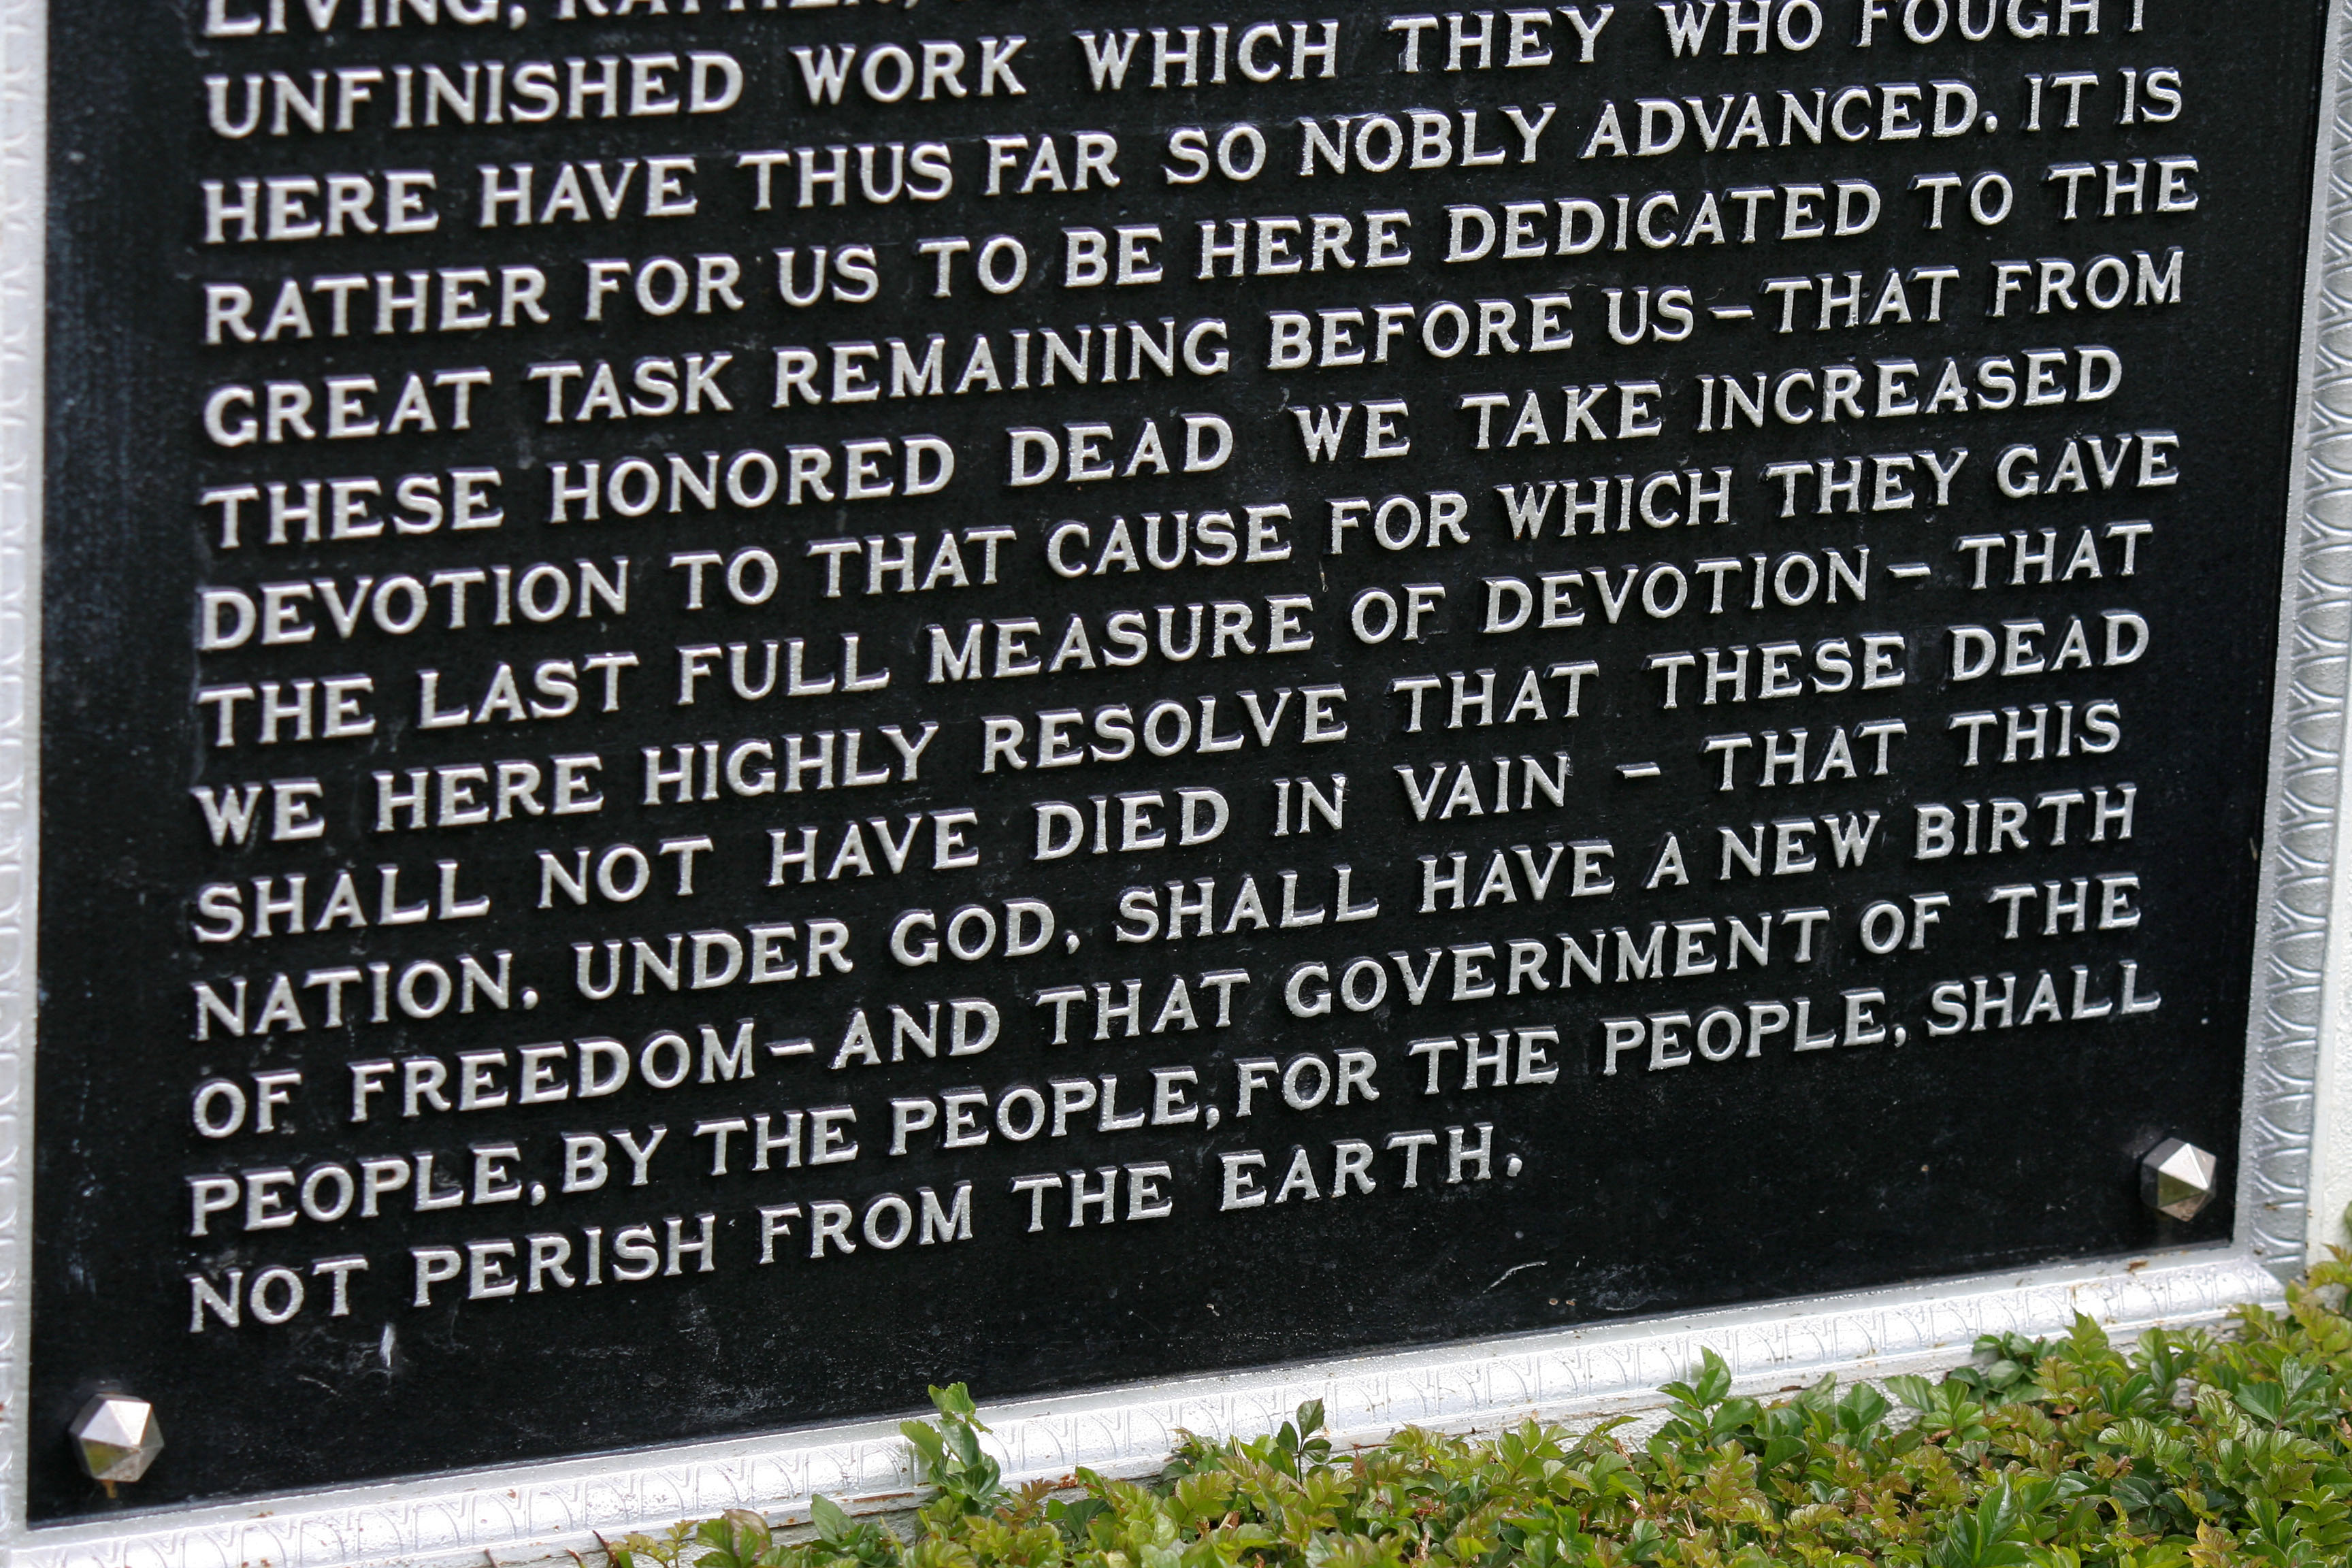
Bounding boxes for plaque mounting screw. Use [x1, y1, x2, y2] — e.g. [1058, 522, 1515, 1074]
[2140, 1138, 2219, 1222]
[69, 1393, 162, 1494]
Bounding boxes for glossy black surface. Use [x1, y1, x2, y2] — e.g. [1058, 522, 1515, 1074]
[34, 0, 2326, 1521]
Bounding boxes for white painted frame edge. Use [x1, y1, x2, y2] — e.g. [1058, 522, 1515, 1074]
[0, 5, 2342, 1565]
[3, 1254, 2291, 1568]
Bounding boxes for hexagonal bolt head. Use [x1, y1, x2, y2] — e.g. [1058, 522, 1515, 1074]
[69, 1394, 161, 1486]
[2141, 1138, 2220, 1222]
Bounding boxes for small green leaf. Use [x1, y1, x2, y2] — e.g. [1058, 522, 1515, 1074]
[809, 1494, 853, 1545]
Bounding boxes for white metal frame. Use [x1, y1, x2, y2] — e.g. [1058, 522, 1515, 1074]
[0, 5, 2345, 1564]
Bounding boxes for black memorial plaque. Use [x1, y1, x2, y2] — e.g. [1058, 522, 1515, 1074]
[33, 0, 2330, 1520]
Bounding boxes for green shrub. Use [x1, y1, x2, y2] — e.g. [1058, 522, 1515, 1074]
[614, 1254, 2352, 1568]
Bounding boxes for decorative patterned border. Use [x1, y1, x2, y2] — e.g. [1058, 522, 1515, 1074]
[2246, 0, 2352, 1281]
[0, 7, 2342, 1567]
[0, 0, 41, 1548]
[0, 1254, 2289, 1568]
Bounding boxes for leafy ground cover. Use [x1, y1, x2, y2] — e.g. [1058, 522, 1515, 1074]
[615, 1255, 2352, 1568]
